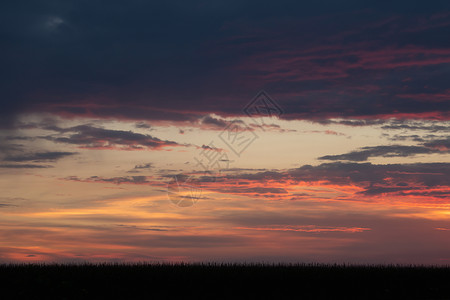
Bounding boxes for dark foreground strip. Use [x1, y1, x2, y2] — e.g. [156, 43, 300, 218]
[0, 263, 449, 299]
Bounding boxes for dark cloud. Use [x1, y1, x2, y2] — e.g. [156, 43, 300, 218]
[201, 116, 228, 128]
[224, 170, 287, 182]
[318, 145, 442, 161]
[289, 162, 450, 187]
[116, 224, 168, 232]
[319, 133, 450, 161]
[0, 164, 52, 169]
[127, 163, 153, 173]
[396, 190, 450, 199]
[4, 151, 77, 162]
[385, 134, 426, 142]
[41, 124, 185, 150]
[215, 187, 288, 195]
[221, 168, 268, 172]
[1, 1, 449, 127]
[5, 136, 35, 141]
[65, 175, 150, 185]
[221, 162, 450, 197]
[381, 122, 450, 132]
[133, 163, 153, 170]
[134, 122, 152, 129]
[315, 119, 388, 126]
[423, 137, 450, 150]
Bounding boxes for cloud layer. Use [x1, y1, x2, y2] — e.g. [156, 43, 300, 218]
[1, 1, 450, 127]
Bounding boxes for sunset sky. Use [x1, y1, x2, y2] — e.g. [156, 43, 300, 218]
[0, 0, 449, 264]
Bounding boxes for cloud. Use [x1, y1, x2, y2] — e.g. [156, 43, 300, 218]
[133, 163, 153, 170]
[214, 186, 288, 195]
[0, 164, 52, 169]
[423, 138, 450, 151]
[381, 122, 450, 132]
[314, 119, 388, 127]
[435, 227, 450, 231]
[319, 134, 450, 161]
[201, 115, 228, 128]
[0, 137, 77, 169]
[115, 224, 169, 232]
[396, 190, 450, 199]
[318, 145, 440, 161]
[288, 162, 450, 188]
[127, 163, 153, 173]
[384, 134, 427, 142]
[64, 175, 151, 185]
[209, 162, 450, 199]
[134, 122, 152, 129]
[304, 130, 346, 136]
[234, 225, 370, 233]
[41, 125, 186, 150]
[0, 138, 25, 154]
[4, 151, 77, 162]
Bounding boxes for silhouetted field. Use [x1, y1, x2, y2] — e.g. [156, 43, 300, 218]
[1, 263, 450, 299]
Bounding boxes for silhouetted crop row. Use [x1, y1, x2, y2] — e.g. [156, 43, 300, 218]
[1, 263, 449, 299]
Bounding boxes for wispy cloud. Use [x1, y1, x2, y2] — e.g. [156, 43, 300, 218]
[0, 164, 52, 169]
[64, 175, 151, 185]
[234, 225, 371, 233]
[4, 151, 77, 162]
[127, 163, 153, 173]
[41, 125, 187, 150]
[199, 162, 450, 201]
[318, 145, 444, 161]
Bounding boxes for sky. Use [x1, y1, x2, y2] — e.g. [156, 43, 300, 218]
[0, 0, 449, 264]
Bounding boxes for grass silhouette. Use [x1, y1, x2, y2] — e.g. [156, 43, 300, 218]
[1, 263, 449, 299]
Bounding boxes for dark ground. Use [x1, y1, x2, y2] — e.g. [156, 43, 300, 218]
[0, 263, 449, 299]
